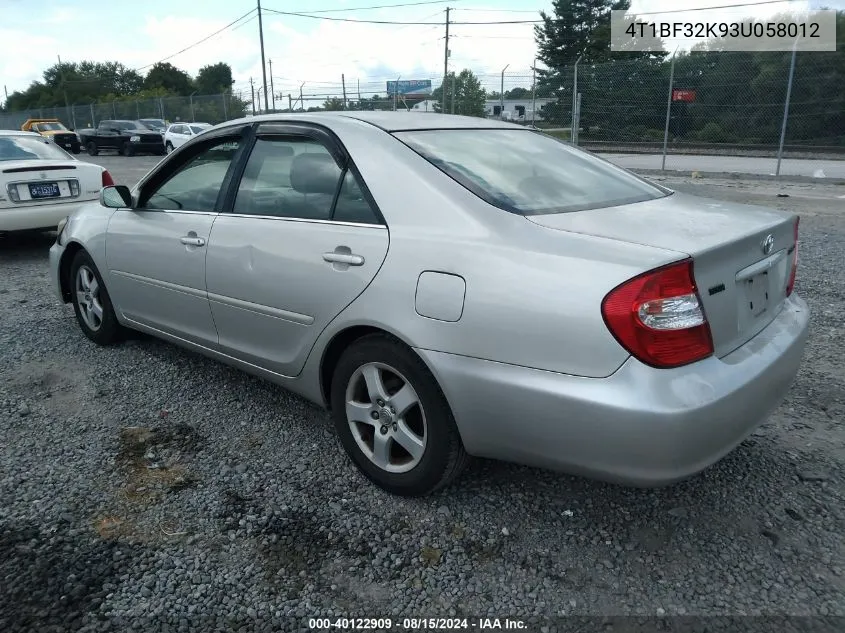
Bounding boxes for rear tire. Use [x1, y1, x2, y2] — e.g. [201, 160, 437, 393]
[86, 141, 98, 156]
[330, 334, 468, 497]
[69, 250, 125, 346]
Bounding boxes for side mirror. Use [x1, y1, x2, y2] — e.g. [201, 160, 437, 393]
[101, 185, 132, 208]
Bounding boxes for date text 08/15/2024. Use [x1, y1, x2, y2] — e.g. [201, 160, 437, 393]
[308, 618, 526, 630]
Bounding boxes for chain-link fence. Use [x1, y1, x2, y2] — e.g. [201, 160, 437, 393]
[0, 93, 246, 132]
[1, 51, 842, 171]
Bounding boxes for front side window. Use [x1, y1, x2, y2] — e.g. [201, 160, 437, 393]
[233, 136, 343, 221]
[140, 137, 241, 211]
[394, 129, 669, 215]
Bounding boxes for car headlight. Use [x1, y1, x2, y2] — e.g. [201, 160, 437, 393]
[130, 135, 140, 142]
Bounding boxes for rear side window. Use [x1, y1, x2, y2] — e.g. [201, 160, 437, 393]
[394, 129, 669, 215]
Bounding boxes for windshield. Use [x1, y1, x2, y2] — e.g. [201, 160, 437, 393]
[0, 135, 72, 161]
[34, 122, 67, 131]
[394, 129, 669, 215]
[115, 121, 148, 130]
[141, 119, 166, 129]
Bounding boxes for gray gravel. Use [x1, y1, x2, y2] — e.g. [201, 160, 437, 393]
[1, 163, 843, 632]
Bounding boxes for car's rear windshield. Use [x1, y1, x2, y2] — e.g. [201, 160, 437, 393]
[393, 129, 669, 215]
[0, 135, 71, 161]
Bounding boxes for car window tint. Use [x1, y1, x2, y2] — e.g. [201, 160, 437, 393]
[233, 136, 342, 221]
[332, 169, 380, 225]
[140, 138, 241, 212]
[394, 129, 669, 215]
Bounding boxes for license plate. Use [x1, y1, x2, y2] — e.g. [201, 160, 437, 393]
[744, 272, 769, 318]
[28, 182, 61, 199]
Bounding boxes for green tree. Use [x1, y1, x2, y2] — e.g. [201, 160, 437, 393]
[143, 62, 193, 95]
[505, 87, 531, 99]
[432, 69, 486, 117]
[323, 97, 345, 111]
[195, 62, 235, 94]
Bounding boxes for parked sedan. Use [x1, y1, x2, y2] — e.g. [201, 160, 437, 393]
[163, 122, 212, 153]
[0, 131, 114, 235]
[48, 113, 809, 496]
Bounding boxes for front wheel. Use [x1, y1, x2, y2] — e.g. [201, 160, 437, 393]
[121, 143, 135, 157]
[330, 335, 468, 496]
[69, 250, 125, 346]
[71, 147, 81, 155]
[165, 141, 174, 154]
[86, 141, 98, 156]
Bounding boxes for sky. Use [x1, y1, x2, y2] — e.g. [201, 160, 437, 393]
[0, 0, 841, 106]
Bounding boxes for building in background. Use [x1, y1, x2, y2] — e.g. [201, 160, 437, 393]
[484, 98, 554, 122]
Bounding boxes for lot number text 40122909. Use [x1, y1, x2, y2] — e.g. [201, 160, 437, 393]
[308, 617, 527, 630]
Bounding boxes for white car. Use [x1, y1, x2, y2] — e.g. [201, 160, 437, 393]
[0, 130, 114, 235]
[163, 122, 213, 153]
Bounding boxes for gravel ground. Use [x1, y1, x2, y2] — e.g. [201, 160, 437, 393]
[1, 160, 843, 632]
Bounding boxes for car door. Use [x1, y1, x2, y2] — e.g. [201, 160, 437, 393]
[105, 127, 250, 346]
[173, 125, 190, 148]
[204, 122, 389, 377]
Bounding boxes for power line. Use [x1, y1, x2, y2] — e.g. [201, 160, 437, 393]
[135, 9, 257, 71]
[268, 0, 457, 13]
[262, 7, 538, 24]
[631, 0, 799, 16]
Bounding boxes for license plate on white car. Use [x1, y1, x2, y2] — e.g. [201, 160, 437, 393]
[28, 182, 61, 199]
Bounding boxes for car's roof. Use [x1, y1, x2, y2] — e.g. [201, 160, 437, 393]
[0, 130, 40, 137]
[220, 111, 522, 133]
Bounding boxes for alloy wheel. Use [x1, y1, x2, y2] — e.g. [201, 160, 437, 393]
[344, 362, 427, 474]
[75, 265, 103, 331]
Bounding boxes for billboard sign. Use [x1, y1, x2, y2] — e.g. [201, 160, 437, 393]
[386, 79, 432, 97]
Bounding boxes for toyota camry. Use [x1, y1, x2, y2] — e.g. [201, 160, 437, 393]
[48, 112, 809, 496]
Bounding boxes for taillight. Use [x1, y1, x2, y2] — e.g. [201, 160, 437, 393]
[786, 217, 799, 296]
[101, 170, 114, 187]
[601, 259, 714, 369]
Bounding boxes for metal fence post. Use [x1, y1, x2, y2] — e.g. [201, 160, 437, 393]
[574, 93, 582, 144]
[661, 53, 677, 171]
[90, 103, 95, 127]
[776, 45, 797, 177]
[222, 93, 228, 121]
[571, 56, 581, 142]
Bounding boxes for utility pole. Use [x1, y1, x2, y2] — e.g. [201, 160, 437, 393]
[288, 94, 292, 111]
[250, 77, 256, 115]
[443, 7, 450, 113]
[269, 59, 275, 112]
[257, 0, 269, 112]
[357, 78, 361, 104]
[341, 74, 348, 110]
[451, 74, 456, 114]
[500, 64, 509, 120]
[299, 83, 304, 111]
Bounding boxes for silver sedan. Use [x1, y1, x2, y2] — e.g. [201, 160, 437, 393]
[48, 112, 810, 496]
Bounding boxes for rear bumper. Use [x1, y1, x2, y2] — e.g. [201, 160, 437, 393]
[417, 294, 810, 486]
[0, 199, 93, 232]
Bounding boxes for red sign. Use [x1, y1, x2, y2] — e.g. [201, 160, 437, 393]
[672, 89, 696, 103]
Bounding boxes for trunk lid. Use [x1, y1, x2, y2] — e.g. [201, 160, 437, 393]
[525, 192, 797, 358]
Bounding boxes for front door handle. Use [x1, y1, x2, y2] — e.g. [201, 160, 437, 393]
[323, 252, 364, 266]
[180, 236, 206, 247]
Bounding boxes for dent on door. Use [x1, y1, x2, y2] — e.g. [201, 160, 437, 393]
[205, 217, 389, 376]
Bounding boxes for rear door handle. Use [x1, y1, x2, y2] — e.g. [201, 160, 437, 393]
[180, 236, 206, 247]
[323, 252, 364, 266]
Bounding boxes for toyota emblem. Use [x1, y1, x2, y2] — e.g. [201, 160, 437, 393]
[761, 234, 774, 255]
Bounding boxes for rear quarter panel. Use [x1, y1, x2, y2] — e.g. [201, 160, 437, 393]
[302, 118, 686, 379]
